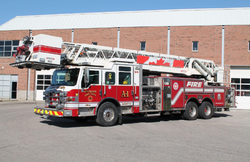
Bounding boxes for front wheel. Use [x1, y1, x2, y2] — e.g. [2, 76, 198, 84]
[183, 102, 198, 120]
[96, 102, 118, 126]
[199, 101, 214, 119]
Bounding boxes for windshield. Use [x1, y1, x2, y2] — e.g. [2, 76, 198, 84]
[51, 68, 80, 86]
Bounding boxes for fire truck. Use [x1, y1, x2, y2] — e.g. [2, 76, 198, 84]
[10, 34, 235, 126]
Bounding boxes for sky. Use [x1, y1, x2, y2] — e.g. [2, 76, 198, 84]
[0, 0, 249, 26]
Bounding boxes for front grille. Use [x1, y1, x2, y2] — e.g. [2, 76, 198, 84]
[44, 92, 61, 108]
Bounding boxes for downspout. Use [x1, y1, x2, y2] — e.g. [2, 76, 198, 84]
[221, 25, 225, 85]
[167, 26, 170, 77]
[167, 26, 170, 55]
[27, 30, 32, 100]
[71, 29, 74, 43]
[117, 27, 120, 48]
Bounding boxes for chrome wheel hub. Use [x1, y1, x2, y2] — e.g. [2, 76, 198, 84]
[103, 108, 114, 122]
[204, 106, 211, 116]
[189, 106, 197, 117]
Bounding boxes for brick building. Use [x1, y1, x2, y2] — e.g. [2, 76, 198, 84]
[0, 8, 250, 108]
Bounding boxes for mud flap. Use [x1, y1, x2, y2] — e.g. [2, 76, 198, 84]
[118, 112, 123, 125]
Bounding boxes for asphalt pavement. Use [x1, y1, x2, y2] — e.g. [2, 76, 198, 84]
[0, 101, 249, 162]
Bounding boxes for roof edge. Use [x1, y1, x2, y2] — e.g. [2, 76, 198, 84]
[13, 7, 250, 18]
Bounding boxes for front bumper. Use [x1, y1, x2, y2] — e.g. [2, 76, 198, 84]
[34, 108, 70, 117]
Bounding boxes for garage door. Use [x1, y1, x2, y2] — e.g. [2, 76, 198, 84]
[230, 66, 250, 109]
[0, 75, 18, 99]
[36, 70, 54, 100]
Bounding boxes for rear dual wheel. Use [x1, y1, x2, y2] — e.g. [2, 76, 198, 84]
[183, 102, 198, 120]
[198, 101, 214, 119]
[183, 101, 214, 120]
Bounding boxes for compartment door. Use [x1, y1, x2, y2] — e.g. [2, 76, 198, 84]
[171, 80, 184, 108]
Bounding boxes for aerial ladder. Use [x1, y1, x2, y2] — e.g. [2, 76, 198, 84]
[10, 34, 223, 84]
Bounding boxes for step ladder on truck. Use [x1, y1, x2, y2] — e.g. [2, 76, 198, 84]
[10, 34, 236, 126]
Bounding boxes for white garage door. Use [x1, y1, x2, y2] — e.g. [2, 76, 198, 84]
[0, 75, 11, 99]
[230, 66, 250, 109]
[36, 70, 54, 100]
[0, 75, 18, 99]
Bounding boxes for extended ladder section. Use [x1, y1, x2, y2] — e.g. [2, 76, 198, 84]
[61, 42, 223, 82]
[10, 34, 223, 83]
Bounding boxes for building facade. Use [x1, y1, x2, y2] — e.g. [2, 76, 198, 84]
[0, 8, 250, 108]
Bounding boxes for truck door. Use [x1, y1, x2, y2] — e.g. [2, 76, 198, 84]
[117, 66, 134, 110]
[78, 69, 102, 116]
[103, 70, 117, 99]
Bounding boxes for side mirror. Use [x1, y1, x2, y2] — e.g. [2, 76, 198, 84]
[84, 68, 89, 84]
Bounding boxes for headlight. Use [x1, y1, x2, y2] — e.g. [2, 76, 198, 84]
[56, 104, 64, 110]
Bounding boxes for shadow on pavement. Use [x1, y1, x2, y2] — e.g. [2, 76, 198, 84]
[40, 116, 98, 127]
[39, 112, 231, 128]
[213, 112, 232, 118]
[122, 115, 181, 124]
[40, 115, 182, 128]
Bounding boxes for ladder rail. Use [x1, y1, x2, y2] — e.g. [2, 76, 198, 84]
[60, 42, 221, 82]
[62, 42, 210, 62]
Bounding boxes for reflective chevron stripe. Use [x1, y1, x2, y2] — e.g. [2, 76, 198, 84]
[34, 108, 63, 117]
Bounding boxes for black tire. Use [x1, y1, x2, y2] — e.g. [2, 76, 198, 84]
[198, 101, 214, 119]
[183, 102, 198, 120]
[96, 102, 118, 126]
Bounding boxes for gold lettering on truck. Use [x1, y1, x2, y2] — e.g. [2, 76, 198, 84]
[121, 91, 129, 98]
[84, 90, 97, 97]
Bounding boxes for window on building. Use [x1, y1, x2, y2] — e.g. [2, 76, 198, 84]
[231, 78, 250, 96]
[248, 41, 250, 52]
[37, 75, 52, 90]
[140, 41, 146, 51]
[92, 42, 97, 45]
[0, 40, 19, 57]
[192, 41, 198, 52]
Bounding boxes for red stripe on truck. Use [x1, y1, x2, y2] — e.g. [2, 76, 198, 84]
[33, 45, 61, 55]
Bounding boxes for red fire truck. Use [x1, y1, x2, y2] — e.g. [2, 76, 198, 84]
[10, 34, 235, 126]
